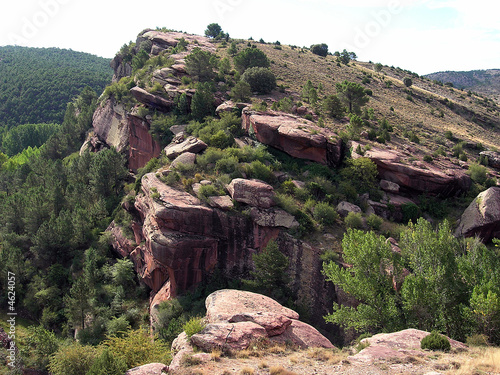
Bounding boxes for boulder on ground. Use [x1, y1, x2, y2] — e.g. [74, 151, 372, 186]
[480, 151, 500, 169]
[130, 87, 173, 112]
[125, 363, 168, 375]
[336, 201, 362, 217]
[226, 179, 275, 209]
[454, 186, 500, 242]
[164, 135, 208, 159]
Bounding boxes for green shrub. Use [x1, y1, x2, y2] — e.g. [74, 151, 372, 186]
[244, 160, 275, 183]
[345, 212, 363, 229]
[230, 80, 252, 102]
[241, 67, 276, 94]
[183, 317, 205, 337]
[340, 158, 378, 194]
[366, 214, 383, 231]
[466, 333, 490, 347]
[215, 156, 239, 174]
[234, 48, 270, 73]
[274, 193, 299, 215]
[420, 331, 451, 351]
[48, 342, 97, 375]
[468, 163, 488, 185]
[86, 348, 127, 375]
[401, 202, 420, 223]
[197, 184, 222, 200]
[423, 155, 433, 163]
[313, 202, 338, 226]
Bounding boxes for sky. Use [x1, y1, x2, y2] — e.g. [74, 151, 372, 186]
[0, 0, 499, 75]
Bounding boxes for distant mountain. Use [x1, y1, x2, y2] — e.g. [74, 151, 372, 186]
[0, 46, 113, 128]
[425, 69, 500, 100]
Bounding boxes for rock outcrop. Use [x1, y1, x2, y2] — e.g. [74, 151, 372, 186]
[226, 179, 275, 209]
[91, 98, 162, 171]
[480, 151, 500, 169]
[125, 363, 168, 375]
[353, 144, 471, 196]
[454, 186, 500, 242]
[348, 329, 466, 366]
[187, 290, 334, 353]
[242, 109, 343, 167]
[130, 87, 174, 112]
[164, 134, 208, 160]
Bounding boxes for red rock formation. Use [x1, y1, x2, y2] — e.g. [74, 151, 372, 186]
[226, 178, 275, 209]
[242, 109, 343, 167]
[357, 145, 471, 196]
[91, 98, 162, 171]
[130, 87, 174, 112]
[190, 290, 335, 351]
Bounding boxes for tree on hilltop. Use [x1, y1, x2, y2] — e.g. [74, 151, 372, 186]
[310, 43, 329, 57]
[205, 23, 222, 38]
[233, 48, 270, 73]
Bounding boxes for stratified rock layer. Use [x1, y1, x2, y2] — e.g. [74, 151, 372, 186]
[455, 186, 500, 242]
[190, 290, 334, 352]
[241, 109, 343, 167]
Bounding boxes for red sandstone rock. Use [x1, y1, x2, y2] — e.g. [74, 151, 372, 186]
[336, 201, 362, 217]
[242, 109, 343, 167]
[191, 321, 268, 352]
[348, 329, 466, 365]
[226, 178, 275, 208]
[130, 87, 174, 112]
[250, 207, 299, 229]
[208, 195, 234, 210]
[358, 145, 471, 196]
[92, 98, 162, 171]
[164, 135, 208, 159]
[125, 363, 168, 375]
[454, 186, 500, 242]
[270, 320, 335, 348]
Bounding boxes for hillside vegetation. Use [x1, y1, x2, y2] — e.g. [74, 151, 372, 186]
[0, 46, 113, 129]
[0, 26, 499, 374]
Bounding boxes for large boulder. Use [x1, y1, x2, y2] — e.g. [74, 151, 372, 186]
[480, 151, 500, 169]
[164, 135, 207, 159]
[125, 363, 168, 375]
[348, 329, 466, 365]
[355, 144, 471, 196]
[226, 178, 275, 208]
[190, 289, 334, 351]
[454, 187, 500, 242]
[250, 207, 299, 229]
[242, 109, 343, 167]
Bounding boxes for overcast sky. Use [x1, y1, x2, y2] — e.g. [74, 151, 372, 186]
[0, 0, 498, 75]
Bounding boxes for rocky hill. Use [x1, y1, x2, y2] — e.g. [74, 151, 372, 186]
[425, 69, 500, 102]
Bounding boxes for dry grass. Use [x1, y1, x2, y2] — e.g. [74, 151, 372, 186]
[239, 367, 255, 375]
[211, 348, 222, 361]
[269, 365, 299, 375]
[455, 347, 500, 374]
[306, 347, 346, 364]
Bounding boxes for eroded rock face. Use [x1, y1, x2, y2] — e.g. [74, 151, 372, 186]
[189, 290, 334, 351]
[480, 151, 500, 169]
[355, 144, 471, 196]
[454, 187, 500, 242]
[227, 178, 275, 209]
[130, 87, 174, 112]
[91, 98, 162, 171]
[242, 109, 343, 167]
[348, 329, 466, 365]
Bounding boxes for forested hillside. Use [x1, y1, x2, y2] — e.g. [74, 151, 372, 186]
[0, 46, 112, 129]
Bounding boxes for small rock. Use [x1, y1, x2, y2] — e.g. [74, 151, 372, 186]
[380, 179, 400, 194]
[164, 136, 208, 159]
[208, 196, 234, 210]
[336, 201, 362, 217]
[170, 152, 196, 169]
[125, 363, 168, 375]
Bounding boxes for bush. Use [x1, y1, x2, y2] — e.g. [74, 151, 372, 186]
[345, 212, 363, 229]
[230, 80, 252, 102]
[468, 163, 488, 185]
[86, 348, 127, 375]
[401, 202, 420, 223]
[234, 48, 270, 73]
[241, 67, 276, 94]
[420, 331, 451, 351]
[466, 333, 490, 347]
[403, 77, 413, 87]
[313, 202, 338, 226]
[183, 317, 206, 337]
[366, 214, 383, 231]
[48, 343, 97, 375]
[310, 43, 329, 57]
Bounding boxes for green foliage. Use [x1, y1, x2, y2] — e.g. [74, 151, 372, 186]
[403, 77, 413, 88]
[313, 202, 338, 226]
[243, 160, 275, 183]
[467, 163, 488, 185]
[183, 317, 206, 337]
[420, 331, 451, 351]
[366, 214, 383, 231]
[0, 46, 112, 128]
[401, 202, 421, 223]
[1, 123, 60, 156]
[86, 348, 127, 375]
[323, 229, 403, 332]
[24, 325, 60, 371]
[234, 48, 270, 73]
[336, 80, 370, 114]
[247, 240, 290, 301]
[301, 80, 319, 104]
[185, 47, 218, 81]
[241, 67, 277, 94]
[102, 328, 171, 368]
[188, 112, 241, 148]
[205, 23, 223, 38]
[374, 63, 383, 72]
[230, 80, 252, 102]
[340, 158, 378, 194]
[344, 212, 364, 229]
[48, 342, 97, 375]
[190, 82, 216, 121]
[323, 94, 345, 119]
[310, 43, 329, 57]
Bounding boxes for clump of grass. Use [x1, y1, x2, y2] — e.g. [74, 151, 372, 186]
[239, 367, 255, 375]
[183, 317, 205, 337]
[269, 365, 298, 375]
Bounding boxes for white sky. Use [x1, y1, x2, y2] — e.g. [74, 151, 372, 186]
[0, 0, 499, 75]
